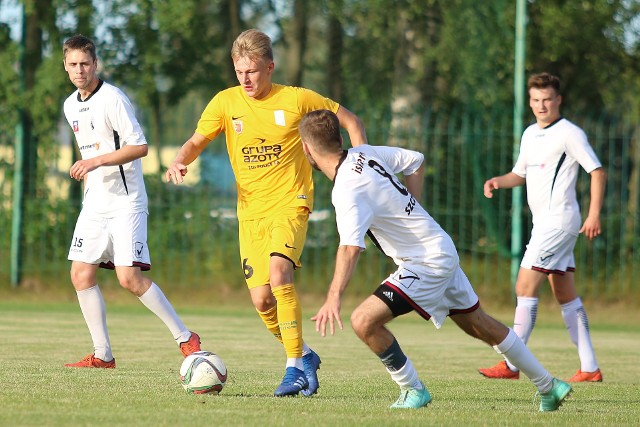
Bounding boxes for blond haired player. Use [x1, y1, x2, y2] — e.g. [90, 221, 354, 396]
[62, 35, 201, 369]
[166, 29, 367, 396]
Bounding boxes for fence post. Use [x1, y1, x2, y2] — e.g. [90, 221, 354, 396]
[511, 0, 527, 289]
[10, 6, 26, 287]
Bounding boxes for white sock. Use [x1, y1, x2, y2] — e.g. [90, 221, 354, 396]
[387, 358, 423, 390]
[561, 297, 599, 372]
[286, 358, 304, 370]
[77, 285, 113, 361]
[138, 283, 190, 344]
[496, 329, 553, 393]
[513, 296, 538, 344]
[302, 342, 311, 357]
[506, 296, 538, 371]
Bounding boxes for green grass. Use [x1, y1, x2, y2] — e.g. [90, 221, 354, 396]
[0, 299, 638, 427]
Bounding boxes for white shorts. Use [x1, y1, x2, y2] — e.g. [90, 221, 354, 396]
[521, 226, 576, 274]
[375, 262, 479, 329]
[68, 210, 151, 270]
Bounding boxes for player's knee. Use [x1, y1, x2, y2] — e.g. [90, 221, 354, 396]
[70, 265, 95, 288]
[249, 285, 277, 311]
[116, 273, 148, 296]
[251, 294, 276, 312]
[350, 309, 372, 338]
[551, 285, 578, 304]
[515, 272, 545, 297]
[253, 299, 274, 312]
[69, 269, 83, 287]
[269, 258, 295, 285]
[117, 275, 138, 293]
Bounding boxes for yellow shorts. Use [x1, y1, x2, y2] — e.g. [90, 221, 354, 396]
[238, 207, 309, 289]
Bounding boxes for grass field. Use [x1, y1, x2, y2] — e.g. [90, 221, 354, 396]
[0, 297, 638, 427]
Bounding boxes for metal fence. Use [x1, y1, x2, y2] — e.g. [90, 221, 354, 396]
[1, 107, 638, 303]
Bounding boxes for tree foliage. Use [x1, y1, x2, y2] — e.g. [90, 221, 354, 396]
[0, 23, 18, 146]
[527, 0, 640, 116]
[1, 0, 639, 181]
[0, 0, 637, 231]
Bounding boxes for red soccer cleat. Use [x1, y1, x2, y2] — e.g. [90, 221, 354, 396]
[568, 369, 603, 382]
[179, 331, 201, 357]
[478, 360, 520, 379]
[65, 354, 116, 369]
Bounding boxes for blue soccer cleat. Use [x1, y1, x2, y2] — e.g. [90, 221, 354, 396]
[274, 367, 309, 397]
[301, 349, 321, 397]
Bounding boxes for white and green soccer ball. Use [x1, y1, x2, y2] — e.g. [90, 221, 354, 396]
[180, 351, 227, 394]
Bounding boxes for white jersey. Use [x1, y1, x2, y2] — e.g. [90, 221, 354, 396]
[332, 145, 459, 273]
[513, 118, 601, 232]
[63, 80, 148, 216]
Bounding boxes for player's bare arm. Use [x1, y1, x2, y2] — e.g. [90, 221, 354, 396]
[166, 132, 211, 184]
[483, 172, 526, 198]
[69, 144, 148, 181]
[405, 163, 425, 202]
[336, 106, 367, 147]
[580, 167, 607, 240]
[312, 244, 362, 337]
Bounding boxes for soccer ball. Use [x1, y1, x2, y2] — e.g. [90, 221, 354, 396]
[180, 351, 227, 394]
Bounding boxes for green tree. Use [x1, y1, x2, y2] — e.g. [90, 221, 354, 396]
[0, 23, 19, 149]
[325, 0, 344, 101]
[281, 0, 308, 86]
[96, 0, 283, 172]
[527, 0, 640, 117]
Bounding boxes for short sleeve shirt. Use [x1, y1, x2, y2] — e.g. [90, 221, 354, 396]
[63, 80, 148, 216]
[195, 84, 340, 220]
[332, 145, 459, 273]
[513, 118, 602, 232]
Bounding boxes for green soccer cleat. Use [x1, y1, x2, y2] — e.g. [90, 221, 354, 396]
[390, 382, 432, 409]
[539, 378, 572, 412]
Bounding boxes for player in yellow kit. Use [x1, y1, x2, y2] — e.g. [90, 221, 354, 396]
[166, 29, 367, 396]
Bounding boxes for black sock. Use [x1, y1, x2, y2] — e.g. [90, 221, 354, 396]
[376, 338, 407, 372]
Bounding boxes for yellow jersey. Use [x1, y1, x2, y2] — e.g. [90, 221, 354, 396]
[195, 84, 340, 220]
